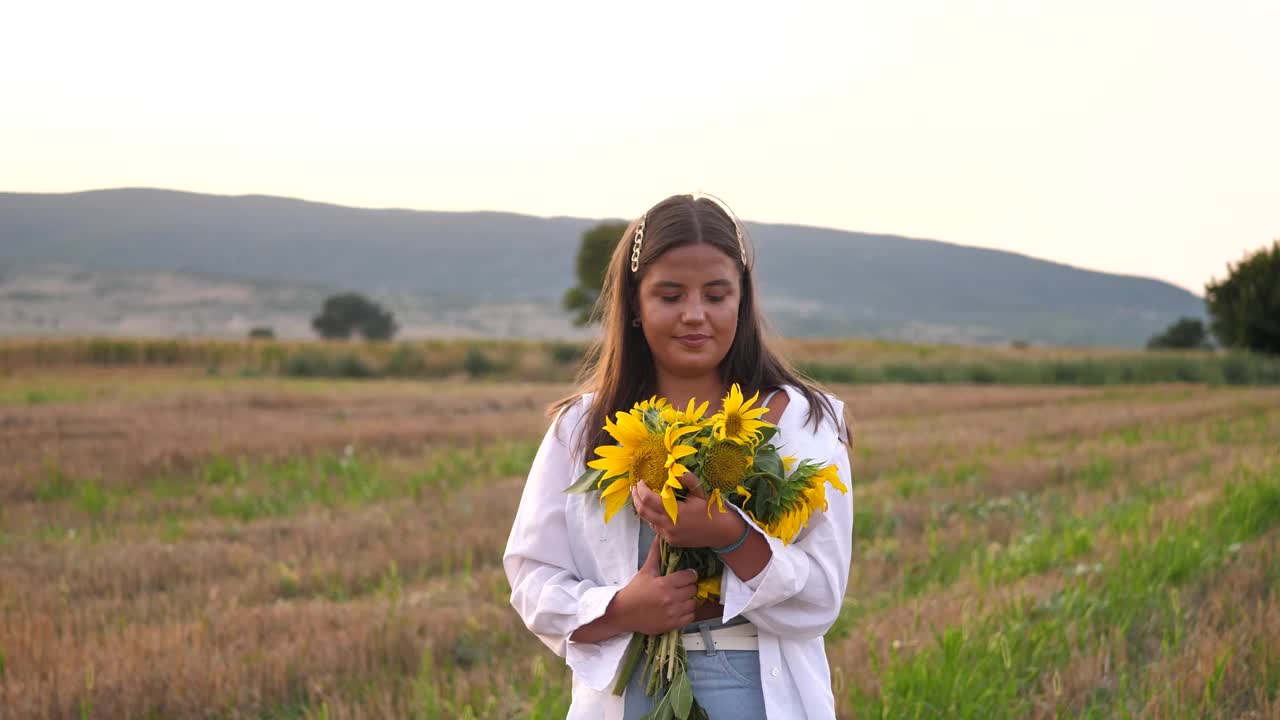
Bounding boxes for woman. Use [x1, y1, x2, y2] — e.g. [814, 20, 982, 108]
[503, 194, 853, 719]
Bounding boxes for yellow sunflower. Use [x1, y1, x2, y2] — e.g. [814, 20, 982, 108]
[660, 397, 711, 428]
[694, 574, 722, 605]
[633, 396, 671, 414]
[586, 411, 698, 523]
[700, 439, 754, 519]
[711, 384, 772, 445]
[761, 508, 804, 545]
[813, 464, 848, 495]
[760, 463, 848, 544]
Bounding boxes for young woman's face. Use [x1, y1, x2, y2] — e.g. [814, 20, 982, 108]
[636, 244, 741, 380]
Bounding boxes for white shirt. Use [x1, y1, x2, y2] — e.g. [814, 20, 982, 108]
[503, 385, 853, 719]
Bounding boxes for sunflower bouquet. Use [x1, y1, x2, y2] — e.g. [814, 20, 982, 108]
[564, 385, 848, 720]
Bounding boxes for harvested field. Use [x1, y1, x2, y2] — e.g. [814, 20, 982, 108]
[1, 366, 1278, 718]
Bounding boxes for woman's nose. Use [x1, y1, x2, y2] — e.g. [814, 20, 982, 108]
[681, 299, 706, 323]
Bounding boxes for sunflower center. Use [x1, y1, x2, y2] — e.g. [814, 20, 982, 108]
[631, 434, 670, 493]
[703, 441, 750, 492]
[722, 412, 744, 439]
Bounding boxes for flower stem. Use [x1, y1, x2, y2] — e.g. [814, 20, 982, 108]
[612, 632, 645, 696]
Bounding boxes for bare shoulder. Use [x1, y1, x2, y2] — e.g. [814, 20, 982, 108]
[763, 385, 790, 423]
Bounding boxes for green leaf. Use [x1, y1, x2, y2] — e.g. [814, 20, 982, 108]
[753, 451, 784, 480]
[656, 694, 675, 720]
[564, 468, 605, 494]
[670, 671, 693, 719]
[756, 425, 779, 446]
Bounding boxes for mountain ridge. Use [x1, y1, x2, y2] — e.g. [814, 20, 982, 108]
[0, 188, 1205, 345]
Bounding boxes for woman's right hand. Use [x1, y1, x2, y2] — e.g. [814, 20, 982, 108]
[612, 536, 698, 635]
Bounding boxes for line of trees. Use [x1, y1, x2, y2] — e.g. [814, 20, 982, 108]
[1147, 240, 1278, 354]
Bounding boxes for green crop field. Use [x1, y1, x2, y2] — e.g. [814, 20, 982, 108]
[1, 348, 1278, 718]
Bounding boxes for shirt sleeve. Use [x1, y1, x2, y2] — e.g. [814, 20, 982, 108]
[719, 398, 854, 640]
[502, 400, 631, 689]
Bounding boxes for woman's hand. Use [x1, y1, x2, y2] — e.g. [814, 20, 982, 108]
[632, 473, 745, 550]
[611, 536, 699, 635]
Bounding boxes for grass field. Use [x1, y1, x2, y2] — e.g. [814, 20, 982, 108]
[1, 362, 1278, 718]
[4, 337, 1280, 387]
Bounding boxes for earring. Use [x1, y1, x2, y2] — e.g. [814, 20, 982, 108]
[632, 318, 641, 328]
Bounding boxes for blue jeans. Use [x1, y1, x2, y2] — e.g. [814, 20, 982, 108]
[622, 624, 767, 720]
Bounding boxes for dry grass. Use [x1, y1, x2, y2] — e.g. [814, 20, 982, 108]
[2, 368, 1279, 718]
[0, 376, 564, 500]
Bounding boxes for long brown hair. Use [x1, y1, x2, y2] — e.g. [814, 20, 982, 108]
[552, 193, 845, 460]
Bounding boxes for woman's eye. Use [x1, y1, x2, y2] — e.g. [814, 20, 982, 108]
[707, 295, 726, 303]
[661, 295, 681, 304]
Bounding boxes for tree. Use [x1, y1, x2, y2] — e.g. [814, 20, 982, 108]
[1205, 240, 1280, 355]
[312, 292, 398, 341]
[563, 221, 628, 326]
[1146, 317, 1211, 350]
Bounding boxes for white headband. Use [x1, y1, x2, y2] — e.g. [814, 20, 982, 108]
[630, 192, 747, 273]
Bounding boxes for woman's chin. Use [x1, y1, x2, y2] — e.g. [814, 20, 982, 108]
[657, 352, 723, 378]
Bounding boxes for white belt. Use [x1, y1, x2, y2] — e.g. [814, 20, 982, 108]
[681, 622, 759, 652]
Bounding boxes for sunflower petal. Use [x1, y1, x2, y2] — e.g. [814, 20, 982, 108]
[666, 464, 690, 490]
[599, 479, 632, 522]
[668, 445, 696, 461]
[586, 457, 629, 480]
[661, 486, 680, 525]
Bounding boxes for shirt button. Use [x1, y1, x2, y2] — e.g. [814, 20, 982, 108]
[771, 667, 780, 677]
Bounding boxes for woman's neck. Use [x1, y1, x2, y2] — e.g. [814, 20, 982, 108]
[654, 373, 727, 412]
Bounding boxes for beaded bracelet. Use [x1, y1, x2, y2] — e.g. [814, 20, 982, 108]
[711, 524, 752, 555]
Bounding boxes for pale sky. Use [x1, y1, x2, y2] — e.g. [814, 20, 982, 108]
[3, 0, 1276, 295]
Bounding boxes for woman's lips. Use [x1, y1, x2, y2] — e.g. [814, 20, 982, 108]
[676, 335, 710, 349]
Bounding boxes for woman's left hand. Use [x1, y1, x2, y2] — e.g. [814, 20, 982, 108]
[632, 472, 745, 549]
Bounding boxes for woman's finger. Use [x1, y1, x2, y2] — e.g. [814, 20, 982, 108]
[636, 485, 667, 518]
[682, 473, 706, 498]
[668, 568, 697, 588]
[677, 599, 696, 617]
[632, 481, 654, 508]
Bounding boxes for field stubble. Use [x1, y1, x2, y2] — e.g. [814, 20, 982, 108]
[0, 368, 1278, 718]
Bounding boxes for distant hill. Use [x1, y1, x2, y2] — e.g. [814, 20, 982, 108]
[0, 261, 581, 339]
[0, 188, 1205, 345]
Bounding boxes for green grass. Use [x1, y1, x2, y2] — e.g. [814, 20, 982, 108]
[9, 337, 1280, 386]
[201, 441, 539, 523]
[0, 385, 92, 406]
[34, 460, 77, 502]
[800, 351, 1280, 387]
[848, 462, 1280, 719]
[20, 441, 541, 536]
[250, 649, 573, 720]
[408, 649, 571, 720]
[840, 411, 1266, 635]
